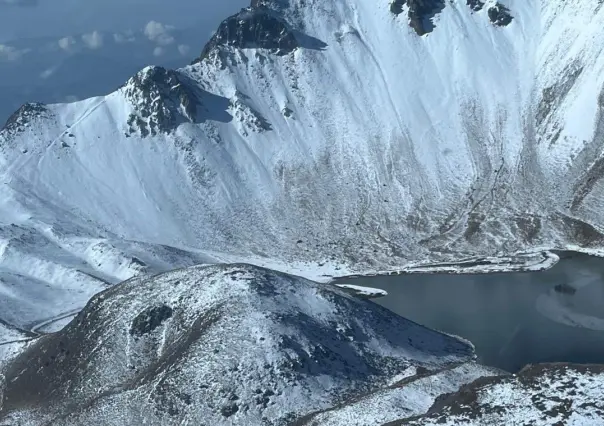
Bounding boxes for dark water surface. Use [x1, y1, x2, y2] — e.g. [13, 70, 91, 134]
[334, 253, 604, 372]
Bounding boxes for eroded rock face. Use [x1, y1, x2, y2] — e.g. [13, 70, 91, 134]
[122, 66, 199, 136]
[466, 0, 485, 12]
[195, 6, 300, 63]
[130, 305, 174, 336]
[390, 0, 406, 15]
[390, 0, 446, 36]
[1, 103, 49, 136]
[488, 3, 513, 26]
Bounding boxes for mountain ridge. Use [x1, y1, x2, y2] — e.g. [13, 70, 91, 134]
[1, 0, 604, 344]
[1, 1, 604, 424]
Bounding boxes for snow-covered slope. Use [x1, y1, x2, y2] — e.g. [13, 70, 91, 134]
[295, 362, 504, 426]
[0, 321, 33, 370]
[398, 363, 604, 426]
[1, 0, 604, 329]
[0, 264, 478, 425]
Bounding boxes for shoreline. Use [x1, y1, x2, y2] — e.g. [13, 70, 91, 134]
[327, 247, 604, 283]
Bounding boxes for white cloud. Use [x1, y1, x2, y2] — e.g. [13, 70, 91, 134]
[58, 36, 76, 51]
[40, 67, 55, 79]
[113, 31, 135, 43]
[153, 46, 165, 57]
[113, 33, 125, 43]
[0, 44, 27, 61]
[144, 20, 175, 46]
[82, 31, 103, 49]
[177, 44, 190, 56]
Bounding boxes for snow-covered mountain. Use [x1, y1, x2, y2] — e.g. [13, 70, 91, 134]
[0, 0, 604, 365]
[2, 1, 604, 423]
[0, 0, 602, 329]
[0, 263, 482, 425]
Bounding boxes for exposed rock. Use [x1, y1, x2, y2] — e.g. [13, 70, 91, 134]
[466, 0, 484, 12]
[229, 91, 273, 135]
[1, 103, 49, 136]
[537, 65, 583, 129]
[122, 66, 199, 136]
[391, 0, 446, 36]
[221, 403, 240, 417]
[390, 0, 406, 15]
[130, 305, 173, 336]
[282, 106, 294, 118]
[514, 214, 542, 244]
[195, 6, 300, 63]
[396, 364, 604, 425]
[488, 3, 513, 26]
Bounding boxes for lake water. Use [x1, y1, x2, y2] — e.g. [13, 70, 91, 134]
[334, 252, 604, 372]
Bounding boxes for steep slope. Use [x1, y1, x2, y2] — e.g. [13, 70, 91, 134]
[293, 362, 504, 426]
[0, 263, 478, 425]
[396, 363, 604, 426]
[0, 321, 33, 370]
[1, 0, 604, 323]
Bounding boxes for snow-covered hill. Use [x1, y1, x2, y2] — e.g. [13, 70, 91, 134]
[0, 263, 480, 425]
[1, 0, 604, 357]
[2, 265, 599, 426]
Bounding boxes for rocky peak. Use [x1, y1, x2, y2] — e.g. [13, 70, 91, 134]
[0, 102, 49, 137]
[121, 66, 199, 137]
[193, 6, 300, 64]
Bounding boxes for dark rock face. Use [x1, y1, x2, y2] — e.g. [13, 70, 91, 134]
[195, 6, 299, 63]
[123, 66, 199, 137]
[1, 102, 48, 135]
[537, 65, 583, 129]
[390, 0, 446, 36]
[488, 3, 513, 26]
[390, 0, 406, 15]
[466, 0, 485, 12]
[130, 305, 174, 336]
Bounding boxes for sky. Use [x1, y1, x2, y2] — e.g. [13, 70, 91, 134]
[0, 0, 248, 123]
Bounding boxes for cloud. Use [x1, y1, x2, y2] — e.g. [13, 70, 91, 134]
[177, 44, 190, 56]
[0, 0, 38, 6]
[113, 31, 135, 44]
[144, 21, 175, 46]
[153, 46, 165, 57]
[0, 44, 28, 61]
[58, 36, 76, 51]
[81, 31, 103, 49]
[40, 67, 55, 79]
